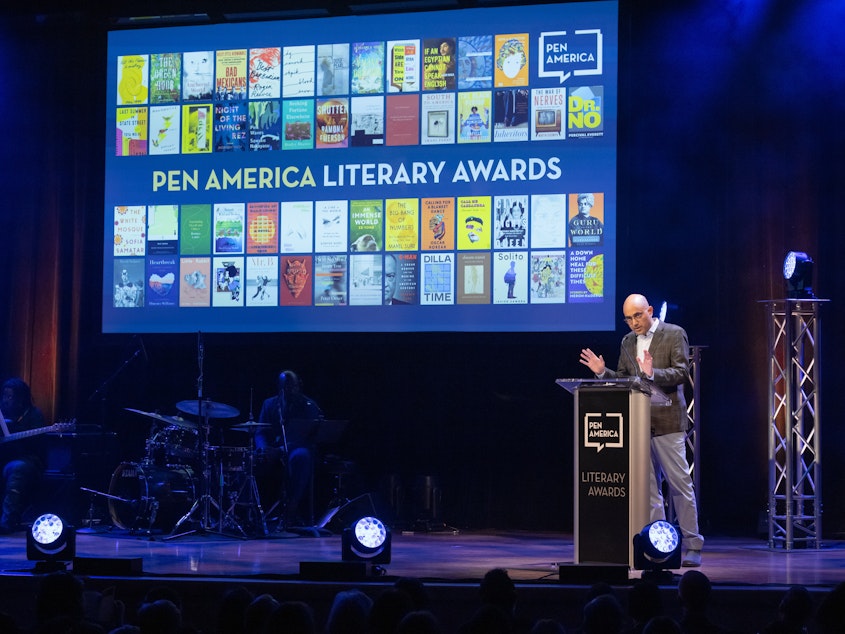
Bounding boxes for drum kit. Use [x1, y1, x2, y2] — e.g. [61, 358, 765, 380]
[90, 399, 278, 538]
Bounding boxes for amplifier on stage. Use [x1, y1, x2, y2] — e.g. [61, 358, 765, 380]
[44, 426, 121, 479]
[26, 426, 122, 525]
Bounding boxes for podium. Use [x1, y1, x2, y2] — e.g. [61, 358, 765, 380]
[557, 378, 666, 568]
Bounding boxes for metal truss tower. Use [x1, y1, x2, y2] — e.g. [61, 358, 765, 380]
[764, 299, 826, 550]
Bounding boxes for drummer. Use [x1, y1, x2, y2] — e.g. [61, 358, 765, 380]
[256, 370, 323, 528]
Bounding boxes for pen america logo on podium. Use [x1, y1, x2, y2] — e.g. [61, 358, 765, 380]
[538, 29, 603, 84]
[583, 412, 623, 453]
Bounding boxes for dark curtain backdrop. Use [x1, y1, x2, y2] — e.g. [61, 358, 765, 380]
[2, 1, 843, 535]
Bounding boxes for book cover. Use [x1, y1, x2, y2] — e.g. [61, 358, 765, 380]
[457, 35, 493, 90]
[530, 87, 566, 141]
[213, 257, 244, 307]
[279, 99, 313, 150]
[387, 39, 420, 93]
[314, 200, 349, 253]
[384, 253, 418, 305]
[348, 253, 383, 306]
[182, 51, 214, 101]
[245, 255, 279, 306]
[384, 198, 419, 251]
[314, 255, 347, 306]
[249, 100, 281, 151]
[280, 201, 314, 253]
[315, 98, 349, 149]
[179, 256, 211, 307]
[213, 203, 245, 254]
[349, 200, 383, 252]
[116, 107, 148, 156]
[147, 204, 179, 255]
[283, 45, 316, 98]
[568, 192, 605, 247]
[493, 252, 528, 304]
[147, 256, 178, 307]
[422, 38, 456, 91]
[457, 92, 491, 143]
[420, 92, 455, 145]
[247, 202, 279, 254]
[421, 252, 454, 305]
[248, 47, 281, 100]
[117, 55, 149, 105]
[149, 105, 180, 155]
[215, 49, 248, 101]
[316, 44, 350, 96]
[280, 255, 313, 306]
[113, 259, 145, 308]
[113, 205, 146, 257]
[529, 193, 567, 249]
[568, 250, 604, 302]
[530, 251, 567, 304]
[494, 34, 529, 87]
[493, 88, 529, 142]
[493, 195, 528, 249]
[457, 252, 491, 304]
[181, 104, 212, 153]
[214, 101, 249, 151]
[350, 96, 384, 147]
[456, 196, 491, 250]
[421, 197, 454, 251]
[567, 85, 604, 139]
[351, 41, 385, 95]
[149, 53, 181, 104]
[179, 204, 211, 255]
[385, 95, 419, 146]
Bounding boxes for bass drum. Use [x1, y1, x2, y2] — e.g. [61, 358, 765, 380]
[108, 462, 196, 532]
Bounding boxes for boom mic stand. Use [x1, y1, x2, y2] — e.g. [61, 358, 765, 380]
[166, 333, 246, 540]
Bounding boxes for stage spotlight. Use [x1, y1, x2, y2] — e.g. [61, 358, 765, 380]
[342, 515, 391, 564]
[27, 512, 76, 573]
[783, 251, 815, 299]
[633, 520, 681, 574]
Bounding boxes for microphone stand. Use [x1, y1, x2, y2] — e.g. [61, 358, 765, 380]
[166, 332, 246, 540]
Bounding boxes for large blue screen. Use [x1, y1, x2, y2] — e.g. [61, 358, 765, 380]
[104, 1, 617, 333]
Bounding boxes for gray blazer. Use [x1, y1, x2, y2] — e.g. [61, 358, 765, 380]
[604, 320, 690, 436]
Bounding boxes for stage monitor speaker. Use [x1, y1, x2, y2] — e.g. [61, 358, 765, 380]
[558, 563, 629, 585]
[317, 492, 378, 533]
[299, 561, 366, 581]
[73, 557, 143, 576]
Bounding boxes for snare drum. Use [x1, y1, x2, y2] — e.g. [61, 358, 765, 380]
[108, 462, 196, 531]
[145, 425, 199, 466]
[210, 446, 251, 473]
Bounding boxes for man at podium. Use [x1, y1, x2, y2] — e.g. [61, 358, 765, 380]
[579, 293, 703, 567]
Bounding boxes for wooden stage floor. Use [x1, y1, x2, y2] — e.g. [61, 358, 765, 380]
[1, 527, 844, 632]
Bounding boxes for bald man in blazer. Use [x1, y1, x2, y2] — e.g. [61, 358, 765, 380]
[580, 293, 704, 567]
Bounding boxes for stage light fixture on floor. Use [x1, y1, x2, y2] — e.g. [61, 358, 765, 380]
[783, 251, 815, 298]
[342, 515, 391, 564]
[27, 512, 76, 573]
[633, 520, 681, 575]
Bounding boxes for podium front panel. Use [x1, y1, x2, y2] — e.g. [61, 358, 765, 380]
[574, 386, 650, 567]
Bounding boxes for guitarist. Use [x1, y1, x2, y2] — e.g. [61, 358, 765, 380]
[0, 378, 46, 534]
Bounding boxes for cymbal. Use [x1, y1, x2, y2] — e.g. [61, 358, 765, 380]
[231, 420, 270, 432]
[124, 408, 196, 429]
[176, 399, 240, 419]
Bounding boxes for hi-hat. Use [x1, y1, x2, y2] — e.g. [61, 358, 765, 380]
[231, 420, 270, 432]
[176, 399, 240, 419]
[124, 408, 196, 429]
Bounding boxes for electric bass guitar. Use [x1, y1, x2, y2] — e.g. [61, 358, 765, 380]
[0, 420, 76, 443]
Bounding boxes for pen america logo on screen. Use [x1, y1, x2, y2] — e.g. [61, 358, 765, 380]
[538, 29, 603, 84]
[583, 412, 623, 453]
